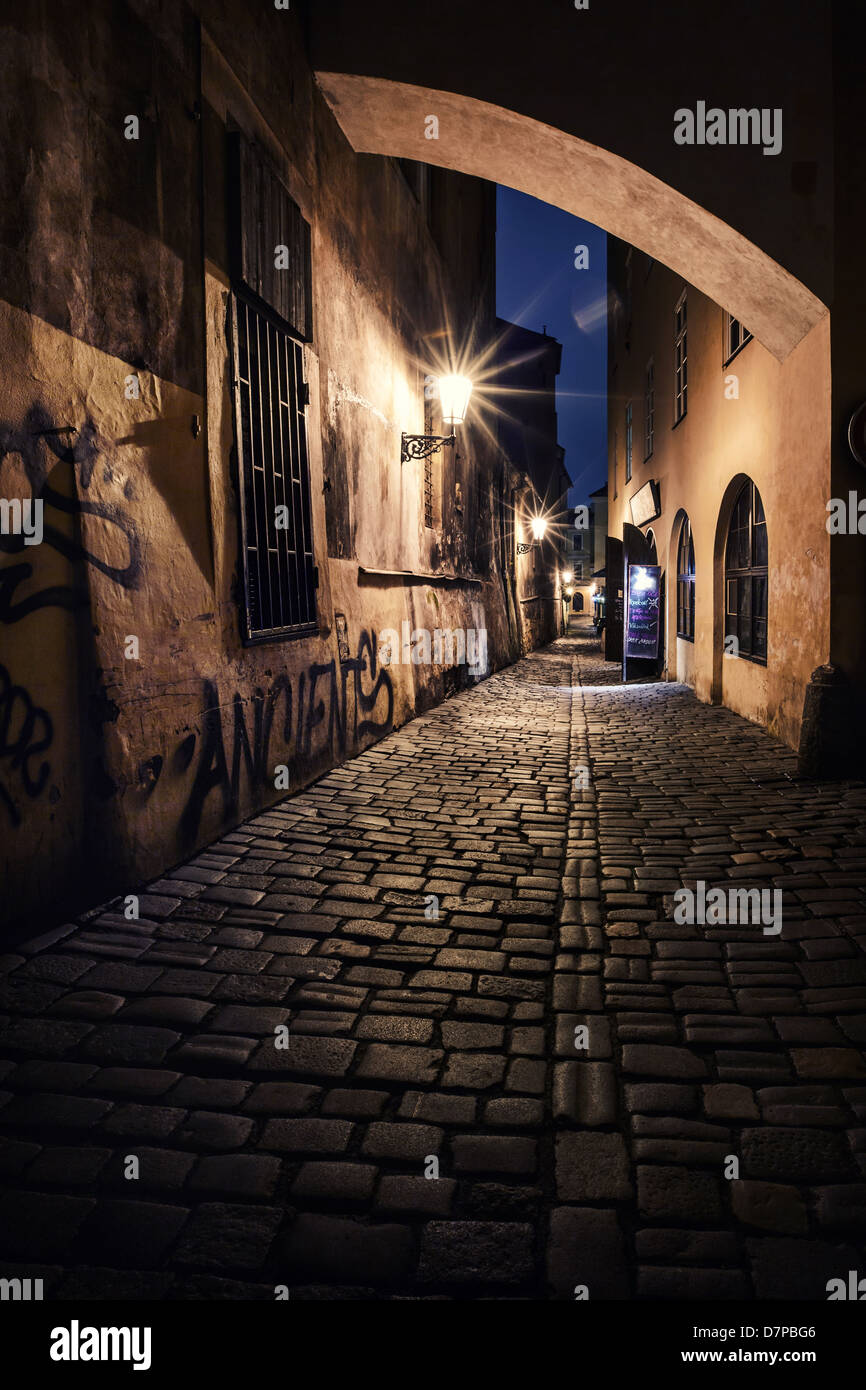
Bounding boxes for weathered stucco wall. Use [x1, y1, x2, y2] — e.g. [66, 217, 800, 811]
[0, 3, 546, 936]
[607, 245, 831, 751]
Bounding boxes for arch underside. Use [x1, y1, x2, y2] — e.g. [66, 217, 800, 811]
[316, 74, 827, 363]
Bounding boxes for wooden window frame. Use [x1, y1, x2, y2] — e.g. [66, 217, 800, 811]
[674, 291, 688, 425]
[724, 480, 767, 665]
[676, 515, 695, 641]
[644, 358, 654, 460]
[723, 310, 753, 367]
[625, 401, 633, 483]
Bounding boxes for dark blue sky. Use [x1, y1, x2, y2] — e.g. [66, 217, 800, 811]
[496, 186, 607, 508]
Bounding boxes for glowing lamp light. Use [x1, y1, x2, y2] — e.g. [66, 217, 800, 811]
[401, 374, 473, 462]
[562, 569, 574, 583]
[517, 512, 550, 555]
[437, 374, 473, 427]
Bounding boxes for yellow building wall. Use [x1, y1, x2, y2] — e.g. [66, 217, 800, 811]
[608, 257, 831, 750]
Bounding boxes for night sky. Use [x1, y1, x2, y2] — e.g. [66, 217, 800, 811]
[496, 186, 607, 510]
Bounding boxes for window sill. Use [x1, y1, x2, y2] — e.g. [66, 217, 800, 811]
[243, 621, 319, 647]
[724, 651, 767, 667]
[358, 565, 484, 588]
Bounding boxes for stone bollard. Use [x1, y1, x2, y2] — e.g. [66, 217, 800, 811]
[797, 664, 856, 780]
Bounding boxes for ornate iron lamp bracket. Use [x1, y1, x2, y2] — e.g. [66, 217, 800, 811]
[401, 432, 456, 464]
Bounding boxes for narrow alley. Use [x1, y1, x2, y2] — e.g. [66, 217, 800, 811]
[2, 620, 865, 1300]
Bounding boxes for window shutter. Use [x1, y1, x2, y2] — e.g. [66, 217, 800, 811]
[227, 131, 312, 341]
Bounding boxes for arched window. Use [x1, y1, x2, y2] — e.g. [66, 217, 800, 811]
[676, 516, 695, 640]
[724, 480, 767, 663]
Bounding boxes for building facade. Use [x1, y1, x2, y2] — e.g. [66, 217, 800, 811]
[563, 486, 608, 623]
[588, 483, 608, 627]
[495, 319, 571, 649]
[606, 238, 842, 762]
[0, 2, 561, 936]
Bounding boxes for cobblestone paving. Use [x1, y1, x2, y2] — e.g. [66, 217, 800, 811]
[1, 622, 865, 1300]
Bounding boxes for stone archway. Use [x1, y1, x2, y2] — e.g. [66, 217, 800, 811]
[315, 75, 827, 362]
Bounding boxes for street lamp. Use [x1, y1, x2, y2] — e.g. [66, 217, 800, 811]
[562, 568, 574, 584]
[517, 514, 548, 555]
[401, 374, 473, 463]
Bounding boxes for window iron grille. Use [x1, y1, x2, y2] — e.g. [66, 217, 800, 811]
[232, 293, 317, 642]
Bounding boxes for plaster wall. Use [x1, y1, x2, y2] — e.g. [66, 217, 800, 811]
[607, 246, 831, 749]
[0, 5, 532, 935]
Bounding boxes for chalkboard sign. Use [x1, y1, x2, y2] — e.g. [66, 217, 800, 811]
[626, 564, 661, 659]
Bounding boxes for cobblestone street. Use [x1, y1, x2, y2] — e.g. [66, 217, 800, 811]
[2, 621, 866, 1300]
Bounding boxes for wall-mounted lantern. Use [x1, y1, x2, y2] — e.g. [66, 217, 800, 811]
[562, 568, 574, 584]
[401, 374, 473, 463]
[517, 514, 548, 555]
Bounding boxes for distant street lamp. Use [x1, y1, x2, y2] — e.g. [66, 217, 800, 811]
[562, 568, 574, 583]
[517, 514, 548, 555]
[401, 374, 473, 462]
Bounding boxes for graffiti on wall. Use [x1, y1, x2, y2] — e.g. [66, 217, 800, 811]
[170, 629, 394, 845]
[0, 407, 142, 625]
[0, 408, 395, 855]
[0, 663, 54, 826]
[0, 408, 144, 824]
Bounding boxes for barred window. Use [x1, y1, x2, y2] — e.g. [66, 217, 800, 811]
[232, 296, 316, 640]
[725, 480, 767, 663]
[228, 131, 316, 642]
[676, 515, 695, 640]
[674, 291, 687, 423]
